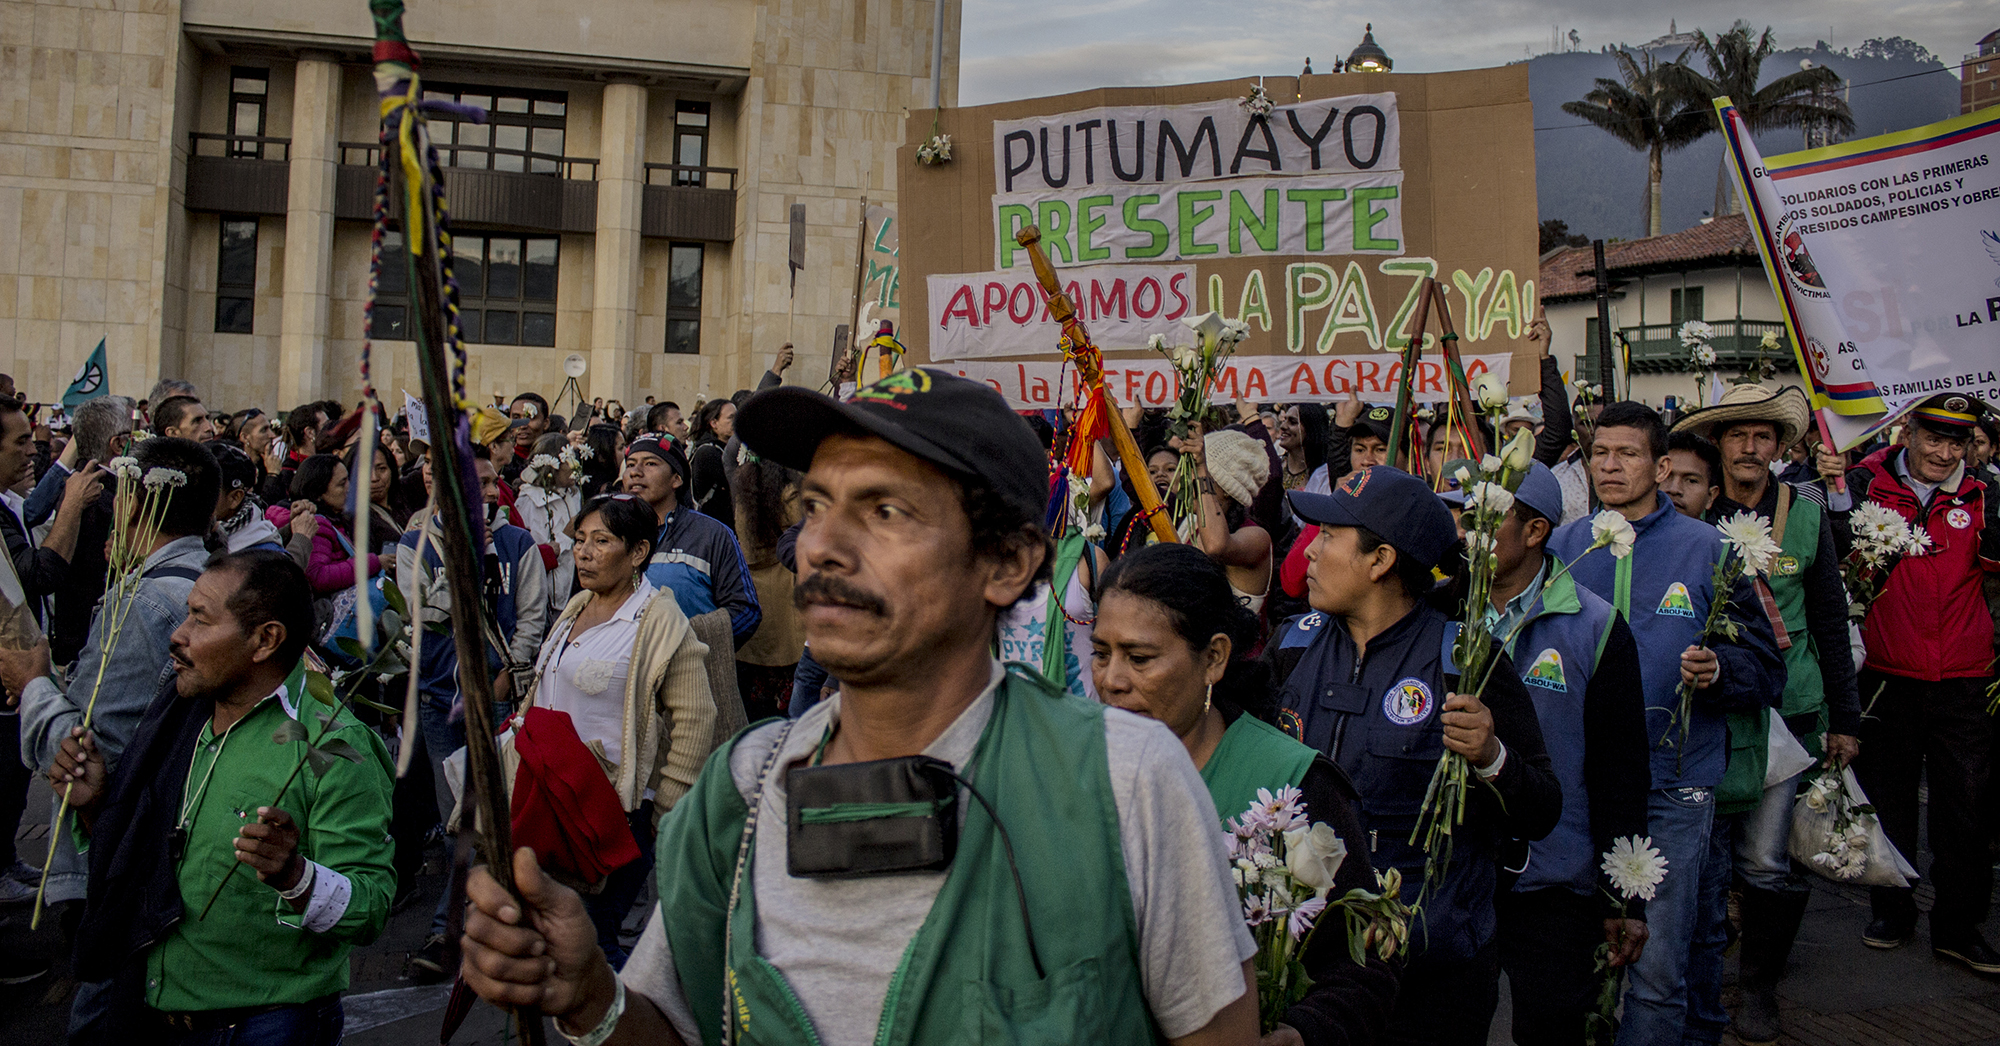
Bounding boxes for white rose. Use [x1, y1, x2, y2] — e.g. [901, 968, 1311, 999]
[1283, 822, 1348, 896]
[1499, 427, 1533, 473]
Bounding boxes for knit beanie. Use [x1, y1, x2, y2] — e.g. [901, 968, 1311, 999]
[1203, 429, 1270, 508]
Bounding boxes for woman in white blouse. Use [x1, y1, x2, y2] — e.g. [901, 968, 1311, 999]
[521, 493, 717, 966]
[515, 432, 581, 608]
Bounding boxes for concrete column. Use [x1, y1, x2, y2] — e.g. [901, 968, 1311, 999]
[590, 80, 647, 404]
[277, 54, 341, 407]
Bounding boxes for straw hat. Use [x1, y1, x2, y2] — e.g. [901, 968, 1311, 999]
[1670, 384, 1809, 449]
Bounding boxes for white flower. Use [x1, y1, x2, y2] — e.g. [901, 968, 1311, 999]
[1182, 311, 1227, 352]
[1760, 331, 1781, 350]
[1479, 454, 1501, 474]
[1499, 427, 1533, 473]
[1691, 344, 1718, 367]
[1677, 320, 1715, 348]
[1240, 84, 1275, 117]
[1174, 346, 1200, 370]
[1283, 822, 1348, 896]
[142, 467, 186, 489]
[109, 456, 141, 480]
[1250, 786, 1308, 833]
[530, 454, 561, 471]
[915, 132, 952, 165]
[1452, 466, 1473, 489]
[1907, 528, 1933, 554]
[1147, 333, 1168, 355]
[1467, 481, 1515, 517]
[1716, 511, 1782, 575]
[1589, 510, 1636, 559]
[1601, 835, 1670, 901]
[1082, 523, 1106, 541]
[1470, 372, 1508, 412]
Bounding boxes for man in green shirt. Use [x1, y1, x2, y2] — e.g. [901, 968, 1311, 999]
[52, 549, 395, 1042]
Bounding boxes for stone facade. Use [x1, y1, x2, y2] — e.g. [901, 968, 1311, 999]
[0, 0, 957, 412]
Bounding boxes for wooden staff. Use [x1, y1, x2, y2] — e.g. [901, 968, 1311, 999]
[1386, 278, 1435, 469]
[1014, 226, 1177, 545]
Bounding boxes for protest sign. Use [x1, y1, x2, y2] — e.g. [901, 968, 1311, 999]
[859, 204, 900, 328]
[941, 352, 1514, 410]
[403, 389, 430, 444]
[1722, 100, 2000, 449]
[899, 68, 1541, 407]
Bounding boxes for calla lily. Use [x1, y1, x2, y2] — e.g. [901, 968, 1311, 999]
[1499, 427, 1533, 473]
[1183, 311, 1227, 351]
[1470, 372, 1508, 412]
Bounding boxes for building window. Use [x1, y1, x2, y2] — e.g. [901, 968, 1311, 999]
[674, 101, 710, 186]
[215, 217, 257, 334]
[1670, 286, 1704, 325]
[453, 234, 558, 345]
[422, 84, 567, 174]
[369, 230, 410, 340]
[228, 68, 269, 158]
[664, 243, 703, 354]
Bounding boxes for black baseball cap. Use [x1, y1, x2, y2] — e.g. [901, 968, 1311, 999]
[737, 368, 1049, 528]
[1287, 465, 1458, 570]
[1350, 404, 1395, 443]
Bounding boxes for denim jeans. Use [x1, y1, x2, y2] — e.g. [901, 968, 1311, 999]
[1681, 810, 1734, 1045]
[1618, 786, 1722, 1046]
[789, 646, 832, 720]
[1730, 771, 1808, 894]
[159, 995, 344, 1046]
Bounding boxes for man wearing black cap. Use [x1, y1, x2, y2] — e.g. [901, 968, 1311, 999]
[1265, 465, 1563, 1045]
[1843, 393, 2000, 970]
[622, 433, 761, 649]
[457, 368, 1260, 1046]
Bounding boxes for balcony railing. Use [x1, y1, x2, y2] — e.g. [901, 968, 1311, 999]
[644, 163, 739, 191]
[190, 131, 290, 161]
[338, 141, 599, 181]
[1578, 319, 1796, 380]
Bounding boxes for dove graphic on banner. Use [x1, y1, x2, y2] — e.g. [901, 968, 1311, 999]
[1984, 230, 2000, 289]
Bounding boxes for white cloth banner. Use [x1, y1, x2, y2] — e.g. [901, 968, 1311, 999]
[927, 264, 1197, 361]
[992, 173, 1406, 271]
[993, 94, 1400, 194]
[402, 390, 430, 444]
[1724, 102, 2000, 448]
[938, 353, 1513, 410]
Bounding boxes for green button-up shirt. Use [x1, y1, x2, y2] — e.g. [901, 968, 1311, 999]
[143, 685, 396, 1012]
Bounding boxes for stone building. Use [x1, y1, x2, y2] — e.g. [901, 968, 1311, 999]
[1538, 214, 1796, 409]
[0, 0, 957, 412]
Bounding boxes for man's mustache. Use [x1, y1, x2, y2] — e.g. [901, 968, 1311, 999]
[794, 573, 888, 617]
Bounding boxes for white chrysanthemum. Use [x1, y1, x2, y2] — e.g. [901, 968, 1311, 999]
[1716, 511, 1782, 575]
[1601, 835, 1669, 901]
[1691, 344, 1718, 367]
[1678, 320, 1715, 348]
[530, 454, 562, 471]
[109, 456, 142, 480]
[1589, 510, 1636, 559]
[1467, 482, 1514, 516]
[142, 466, 186, 489]
[1147, 333, 1168, 355]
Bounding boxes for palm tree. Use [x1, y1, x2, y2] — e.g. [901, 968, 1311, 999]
[1664, 21, 1857, 214]
[1562, 49, 1711, 237]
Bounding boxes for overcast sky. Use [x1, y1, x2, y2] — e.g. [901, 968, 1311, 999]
[959, 0, 1994, 105]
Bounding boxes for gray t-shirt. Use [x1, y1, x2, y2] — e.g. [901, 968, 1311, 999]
[622, 661, 1255, 1044]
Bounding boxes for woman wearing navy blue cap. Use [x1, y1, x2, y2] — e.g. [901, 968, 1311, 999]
[1264, 466, 1563, 1046]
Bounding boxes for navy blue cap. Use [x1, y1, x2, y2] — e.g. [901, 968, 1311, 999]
[1287, 466, 1458, 569]
[1514, 462, 1564, 524]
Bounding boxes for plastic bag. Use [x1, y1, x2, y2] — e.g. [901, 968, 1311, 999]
[1788, 766, 1917, 888]
[1764, 708, 1816, 788]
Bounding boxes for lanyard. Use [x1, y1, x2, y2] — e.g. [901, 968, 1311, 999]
[177, 713, 249, 852]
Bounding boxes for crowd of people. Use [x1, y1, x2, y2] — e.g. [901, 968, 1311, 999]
[0, 332, 1993, 1046]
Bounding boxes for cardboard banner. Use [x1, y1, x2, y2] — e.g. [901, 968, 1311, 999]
[993, 94, 1400, 193]
[942, 352, 1514, 410]
[900, 69, 1542, 396]
[860, 204, 900, 327]
[1723, 101, 2000, 448]
[929, 264, 1197, 360]
[992, 173, 1405, 270]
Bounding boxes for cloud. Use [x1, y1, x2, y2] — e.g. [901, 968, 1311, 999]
[960, 0, 1988, 105]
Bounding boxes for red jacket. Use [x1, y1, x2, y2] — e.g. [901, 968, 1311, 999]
[1851, 447, 1999, 680]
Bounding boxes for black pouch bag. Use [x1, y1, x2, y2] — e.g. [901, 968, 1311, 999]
[786, 755, 959, 879]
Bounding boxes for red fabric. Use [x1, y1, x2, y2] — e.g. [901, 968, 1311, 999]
[537, 543, 559, 572]
[1855, 448, 1995, 680]
[1280, 525, 1317, 598]
[510, 707, 640, 884]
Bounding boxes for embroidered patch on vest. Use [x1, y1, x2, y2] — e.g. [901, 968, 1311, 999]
[1773, 555, 1801, 576]
[1383, 677, 1435, 726]
[1523, 648, 1568, 691]
[1656, 581, 1698, 619]
[1277, 708, 1306, 742]
[1947, 507, 1972, 530]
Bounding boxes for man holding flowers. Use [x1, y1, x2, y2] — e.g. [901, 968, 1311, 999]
[1670, 385, 1862, 1044]
[1547, 402, 1783, 1046]
[1268, 465, 1562, 1045]
[1484, 463, 1652, 1045]
[1840, 393, 2000, 971]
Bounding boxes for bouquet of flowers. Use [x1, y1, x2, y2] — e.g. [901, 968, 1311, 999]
[1680, 321, 1718, 405]
[1797, 767, 1873, 880]
[1148, 311, 1248, 540]
[1585, 836, 1670, 1045]
[1656, 512, 1781, 761]
[1240, 83, 1275, 118]
[1841, 500, 1930, 623]
[1226, 787, 1410, 1033]
[915, 131, 952, 165]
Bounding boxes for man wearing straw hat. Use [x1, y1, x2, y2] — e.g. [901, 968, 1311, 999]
[1671, 384, 1860, 1045]
[1841, 393, 2000, 973]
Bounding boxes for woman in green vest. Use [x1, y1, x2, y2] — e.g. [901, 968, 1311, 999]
[1091, 542, 1399, 1046]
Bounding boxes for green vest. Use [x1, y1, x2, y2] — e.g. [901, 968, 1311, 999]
[654, 667, 1159, 1046]
[1200, 713, 1318, 828]
[1718, 486, 1824, 813]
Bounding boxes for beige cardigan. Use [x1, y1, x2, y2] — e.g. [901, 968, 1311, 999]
[522, 587, 718, 819]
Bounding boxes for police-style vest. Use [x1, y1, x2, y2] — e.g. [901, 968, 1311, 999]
[1276, 603, 1498, 966]
[654, 667, 1158, 1046]
[1501, 559, 1617, 896]
[1201, 713, 1318, 829]
[1718, 484, 1825, 812]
